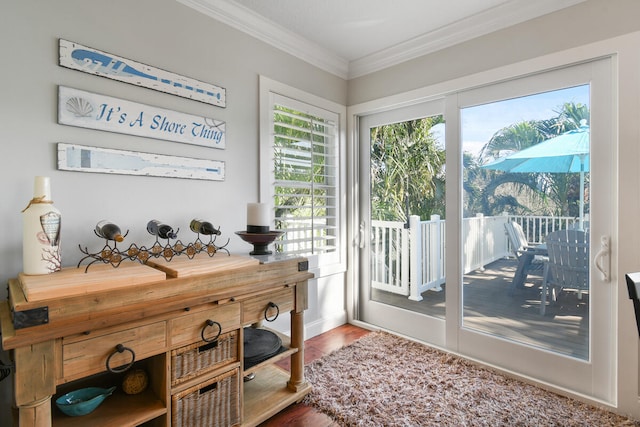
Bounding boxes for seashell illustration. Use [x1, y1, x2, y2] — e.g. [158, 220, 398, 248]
[66, 97, 94, 117]
[40, 211, 61, 246]
[204, 117, 223, 129]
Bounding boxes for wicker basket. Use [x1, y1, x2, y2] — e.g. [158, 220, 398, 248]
[171, 330, 238, 386]
[171, 367, 240, 427]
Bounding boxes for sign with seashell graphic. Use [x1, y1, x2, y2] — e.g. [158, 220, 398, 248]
[58, 86, 225, 149]
[57, 143, 225, 181]
[59, 39, 226, 107]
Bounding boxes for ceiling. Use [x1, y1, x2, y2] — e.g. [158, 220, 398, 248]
[178, 0, 586, 79]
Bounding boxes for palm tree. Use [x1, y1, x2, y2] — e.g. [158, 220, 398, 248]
[479, 120, 546, 160]
[473, 102, 589, 218]
[464, 151, 542, 217]
[370, 116, 445, 221]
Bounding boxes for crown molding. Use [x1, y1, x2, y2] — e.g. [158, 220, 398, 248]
[177, 0, 350, 79]
[178, 0, 586, 80]
[347, 0, 587, 79]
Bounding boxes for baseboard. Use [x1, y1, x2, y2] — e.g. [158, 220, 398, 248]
[304, 310, 348, 339]
[349, 319, 380, 332]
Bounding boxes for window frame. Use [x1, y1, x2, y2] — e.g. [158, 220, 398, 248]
[259, 76, 347, 274]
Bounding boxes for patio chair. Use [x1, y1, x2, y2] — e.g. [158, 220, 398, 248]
[505, 221, 536, 253]
[540, 229, 589, 315]
[504, 221, 546, 292]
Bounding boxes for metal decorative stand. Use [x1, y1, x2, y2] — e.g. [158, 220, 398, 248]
[78, 227, 230, 272]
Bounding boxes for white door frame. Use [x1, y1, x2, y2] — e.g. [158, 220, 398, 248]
[347, 43, 619, 405]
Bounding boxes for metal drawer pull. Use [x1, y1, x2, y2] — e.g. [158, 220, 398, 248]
[264, 302, 279, 322]
[201, 319, 222, 343]
[106, 344, 136, 373]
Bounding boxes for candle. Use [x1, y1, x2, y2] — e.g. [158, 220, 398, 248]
[247, 202, 270, 233]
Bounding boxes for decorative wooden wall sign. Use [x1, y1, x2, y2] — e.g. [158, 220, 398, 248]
[59, 39, 226, 108]
[59, 86, 226, 149]
[57, 143, 225, 181]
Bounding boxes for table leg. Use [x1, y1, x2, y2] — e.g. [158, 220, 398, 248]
[287, 309, 307, 392]
[14, 340, 56, 427]
[510, 252, 534, 293]
[18, 396, 51, 427]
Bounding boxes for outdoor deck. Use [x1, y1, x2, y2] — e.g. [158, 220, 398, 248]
[372, 257, 589, 359]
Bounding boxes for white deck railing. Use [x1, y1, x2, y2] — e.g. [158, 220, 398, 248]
[371, 219, 410, 295]
[371, 214, 578, 301]
[508, 215, 577, 244]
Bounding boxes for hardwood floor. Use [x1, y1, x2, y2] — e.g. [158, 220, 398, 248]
[258, 324, 371, 427]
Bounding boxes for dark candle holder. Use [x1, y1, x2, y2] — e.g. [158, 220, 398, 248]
[235, 230, 283, 255]
[247, 225, 270, 234]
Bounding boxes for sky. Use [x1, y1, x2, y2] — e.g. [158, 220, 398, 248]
[460, 85, 590, 157]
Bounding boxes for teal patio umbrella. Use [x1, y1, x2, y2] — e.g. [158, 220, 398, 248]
[482, 122, 590, 229]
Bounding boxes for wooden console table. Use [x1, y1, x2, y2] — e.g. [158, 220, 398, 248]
[1, 254, 312, 426]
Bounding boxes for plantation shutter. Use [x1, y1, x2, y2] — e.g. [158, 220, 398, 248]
[270, 93, 339, 258]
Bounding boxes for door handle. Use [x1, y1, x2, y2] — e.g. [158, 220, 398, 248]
[594, 235, 610, 282]
[357, 221, 365, 249]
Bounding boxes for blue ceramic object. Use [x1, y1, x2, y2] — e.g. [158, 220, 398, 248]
[55, 386, 116, 416]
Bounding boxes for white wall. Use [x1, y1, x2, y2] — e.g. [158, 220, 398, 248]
[348, 0, 640, 105]
[6, 0, 640, 421]
[0, 0, 347, 418]
[346, 0, 640, 418]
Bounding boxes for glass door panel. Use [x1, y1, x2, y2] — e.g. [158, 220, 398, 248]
[461, 85, 590, 359]
[359, 100, 447, 345]
[456, 59, 614, 402]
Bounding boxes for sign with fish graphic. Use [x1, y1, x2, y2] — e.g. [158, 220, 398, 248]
[58, 86, 225, 149]
[59, 39, 226, 107]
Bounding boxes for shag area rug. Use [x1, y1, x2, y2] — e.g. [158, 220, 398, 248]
[303, 331, 639, 427]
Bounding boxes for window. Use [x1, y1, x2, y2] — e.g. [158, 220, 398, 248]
[259, 77, 345, 268]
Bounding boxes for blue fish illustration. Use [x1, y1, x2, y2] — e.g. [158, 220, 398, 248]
[71, 49, 155, 79]
[70, 49, 221, 100]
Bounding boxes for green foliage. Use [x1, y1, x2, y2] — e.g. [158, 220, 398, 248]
[370, 116, 445, 221]
[368, 101, 589, 222]
[471, 102, 590, 217]
[479, 121, 546, 159]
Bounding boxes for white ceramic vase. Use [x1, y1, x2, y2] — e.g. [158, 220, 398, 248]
[22, 176, 62, 275]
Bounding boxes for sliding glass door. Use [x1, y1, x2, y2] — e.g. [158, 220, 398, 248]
[358, 58, 615, 401]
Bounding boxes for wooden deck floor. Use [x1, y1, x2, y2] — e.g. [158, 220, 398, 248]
[372, 258, 589, 359]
